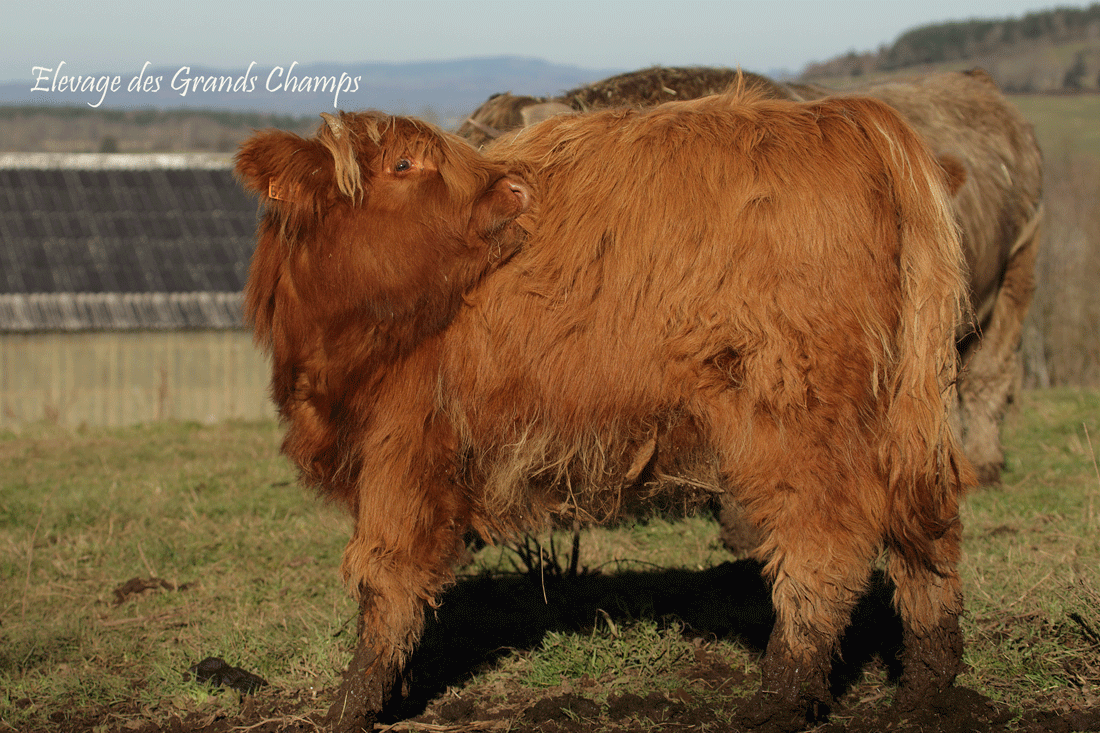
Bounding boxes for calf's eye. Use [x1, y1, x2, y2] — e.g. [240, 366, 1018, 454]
[394, 158, 412, 173]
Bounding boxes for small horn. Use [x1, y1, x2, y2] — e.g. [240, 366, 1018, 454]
[320, 112, 344, 138]
[316, 111, 362, 203]
[465, 117, 503, 140]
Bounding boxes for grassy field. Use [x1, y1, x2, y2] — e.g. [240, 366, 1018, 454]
[1, 389, 1099, 731]
[1011, 93, 1100, 162]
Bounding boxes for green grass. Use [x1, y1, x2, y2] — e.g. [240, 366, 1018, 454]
[0, 421, 354, 728]
[960, 388, 1100, 706]
[2, 390, 1099, 730]
[1010, 94, 1100, 162]
[0, 104, 314, 131]
[521, 618, 693, 688]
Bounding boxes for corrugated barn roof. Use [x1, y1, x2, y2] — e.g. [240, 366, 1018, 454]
[0, 154, 258, 331]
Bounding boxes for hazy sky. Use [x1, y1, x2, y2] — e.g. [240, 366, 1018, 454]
[1, 0, 1080, 83]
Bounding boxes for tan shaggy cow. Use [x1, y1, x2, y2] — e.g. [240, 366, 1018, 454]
[236, 90, 974, 732]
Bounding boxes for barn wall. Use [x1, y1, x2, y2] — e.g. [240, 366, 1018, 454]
[0, 330, 275, 428]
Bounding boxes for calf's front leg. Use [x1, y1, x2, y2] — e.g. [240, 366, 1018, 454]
[325, 457, 472, 732]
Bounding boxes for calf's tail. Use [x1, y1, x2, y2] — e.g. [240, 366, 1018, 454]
[849, 97, 976, 569]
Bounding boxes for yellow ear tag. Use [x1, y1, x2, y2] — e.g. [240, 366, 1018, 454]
[268, 179, 291, 201]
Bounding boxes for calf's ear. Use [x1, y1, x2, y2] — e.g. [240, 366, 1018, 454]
[936, 154, 968, 197]
[519, 101, 573, 127]
[235, 130, 336, 212]
[469, 175, 531, 240]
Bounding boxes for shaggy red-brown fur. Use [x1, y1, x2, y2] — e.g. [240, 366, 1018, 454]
[467, 67, 1042, 486]
[237, 91, 973, 732]
[792, 70, 1043, 485]
[238, 112, 530, 500]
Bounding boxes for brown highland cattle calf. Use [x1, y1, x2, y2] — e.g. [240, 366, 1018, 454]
[462, 67, 1043, 485]
[237, 91, 974, 732]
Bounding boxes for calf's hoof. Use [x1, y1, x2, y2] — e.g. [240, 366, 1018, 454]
[975, 460, 1003, 486]
[324, 642, 394, 733]
[737, 690, 829, 733]
[895, 615, 964, 713]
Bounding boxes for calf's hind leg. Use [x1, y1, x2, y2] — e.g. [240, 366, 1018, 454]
[887, 520, 965, 711]
[956, 207, 1041, 484]
[741, 470, 883, 730]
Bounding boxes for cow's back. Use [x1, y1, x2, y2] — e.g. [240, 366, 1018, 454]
[466, 95, 902, 398]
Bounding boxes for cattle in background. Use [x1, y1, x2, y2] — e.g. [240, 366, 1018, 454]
[237, 91, 973, 732]
[456, 65, 796, 147]
[789, 70, 1043, 485]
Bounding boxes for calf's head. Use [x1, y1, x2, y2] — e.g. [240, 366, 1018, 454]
[236, 111, 531, 365]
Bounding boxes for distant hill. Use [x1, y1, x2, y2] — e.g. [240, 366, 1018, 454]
[0, 57, 622, 123]
[802, 3, 1100, 92]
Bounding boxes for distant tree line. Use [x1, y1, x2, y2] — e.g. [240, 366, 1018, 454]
[804, 3, 1100, 92]
[884, 5, 1100, 68]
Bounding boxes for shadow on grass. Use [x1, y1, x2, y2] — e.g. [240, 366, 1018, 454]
[387, 559, 904, 721]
